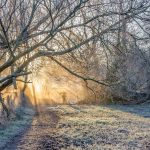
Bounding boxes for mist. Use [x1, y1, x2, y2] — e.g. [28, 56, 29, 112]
[24, 66, 90, 106]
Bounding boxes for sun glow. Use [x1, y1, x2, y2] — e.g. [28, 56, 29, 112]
[21, 66, 91, 106]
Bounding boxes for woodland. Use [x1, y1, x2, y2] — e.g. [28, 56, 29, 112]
[0, 0, 150, 149]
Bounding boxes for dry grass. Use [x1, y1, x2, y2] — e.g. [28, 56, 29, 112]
[0, 104, 150, 150]
[51, 104, 150, 150]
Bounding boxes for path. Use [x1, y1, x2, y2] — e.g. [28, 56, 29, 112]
[4, 108, 60, 150]
[2, 105, 150, 150]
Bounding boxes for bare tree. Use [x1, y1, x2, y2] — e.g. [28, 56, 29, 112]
[0, 0, 150, 114]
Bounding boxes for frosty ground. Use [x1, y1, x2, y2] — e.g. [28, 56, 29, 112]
[0, 104, 150, 150]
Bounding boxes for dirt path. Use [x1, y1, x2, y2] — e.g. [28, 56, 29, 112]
[3, 108, 60, 150]
[2, 105, 150, 150]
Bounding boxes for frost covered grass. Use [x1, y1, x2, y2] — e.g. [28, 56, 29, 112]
[54, 104, 150, 150]
[0, 107, 34, 149]
[0, 104, 150, 150]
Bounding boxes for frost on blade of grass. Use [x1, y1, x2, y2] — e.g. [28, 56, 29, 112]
[0, 108, 34, 149]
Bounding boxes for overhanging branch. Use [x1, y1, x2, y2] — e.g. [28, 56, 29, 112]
[49, 56, 109, 86]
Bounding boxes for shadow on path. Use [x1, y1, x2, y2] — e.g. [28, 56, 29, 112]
[3, 108, 60, 150]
